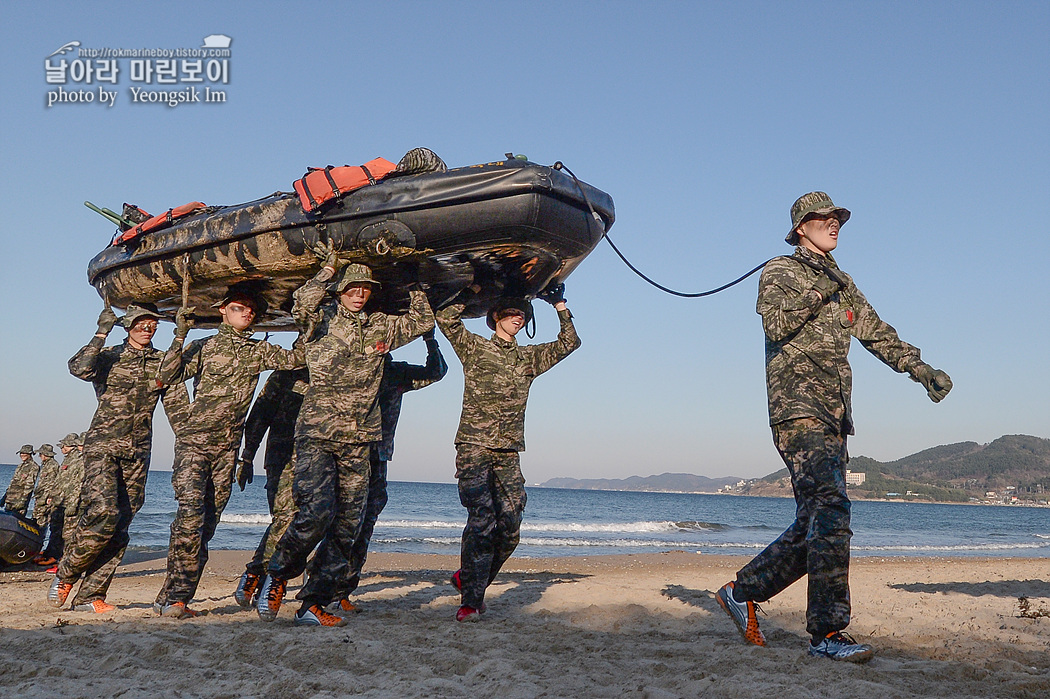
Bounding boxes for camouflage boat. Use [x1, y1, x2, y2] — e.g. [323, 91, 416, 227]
[86, 153, 614, 330]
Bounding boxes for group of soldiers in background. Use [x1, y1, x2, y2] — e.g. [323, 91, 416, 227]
[36, 240, 578, 628]
[2, 435, 87, 568]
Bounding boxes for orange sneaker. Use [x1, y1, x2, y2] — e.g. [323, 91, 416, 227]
[161, 601, 201, 619]
[234, 571, 261, 608]
[716, 582, 766, 646]
[47, 576, 73, 608]
[327, 598, 361, 615]
[295, 604, 348, 627]
[256, 575, 286, 622]
[74, 599, 116, 614]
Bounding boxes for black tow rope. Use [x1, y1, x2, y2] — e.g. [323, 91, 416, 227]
[553, 161, 774, 298]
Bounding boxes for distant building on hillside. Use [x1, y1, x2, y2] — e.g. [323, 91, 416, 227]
[845, 470, 866, 486]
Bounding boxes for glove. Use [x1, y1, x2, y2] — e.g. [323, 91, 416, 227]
[810, 274, 842, 303]
[309, 239, 341, 271]
[175, 306, 196, 339]
[911, 363, 953, 403]
[538, 282, 566, 305]
[96, 307, 119, 336]
[236, 458, 254, 491]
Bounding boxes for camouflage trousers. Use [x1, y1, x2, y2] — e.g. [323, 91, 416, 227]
[157, 443, 237, 605]
[60, 503, 82, 559]
[455, 443, 526, 609]
[244, 454, 297, 577]
[734, 417, 852, 637]
[57, 449, 150, 605]
[327, 451, 389, 602]
[267, 438, 371, 607]
[41, 506, 67, 561]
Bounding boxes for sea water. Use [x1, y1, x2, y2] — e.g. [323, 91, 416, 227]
[4, 465, 1049, 558]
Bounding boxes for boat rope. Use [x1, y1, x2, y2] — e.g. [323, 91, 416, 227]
[553, 162, 774, 298]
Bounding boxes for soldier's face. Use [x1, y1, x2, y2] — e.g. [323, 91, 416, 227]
[495, 311, 526, 338]
[61, 445, 73, 455]
[220, 301, 257, 331]
[19, 453, 30, 462]
[339, 284, 372, 313]
[126, 317, 158, 349]
[797, 215, 840, 256]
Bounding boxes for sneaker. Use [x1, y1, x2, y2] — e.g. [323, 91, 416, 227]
[326, 598, 361, 615]
[74, 599, 116, 614]
[161, 601, 201, 619]
[808, 632, 875, 663]
[456, 605, 483, 623]
[234, 571, 261, 608]
[45, 565, 58, 575]
[450, 569, 463, 591]
[295, 604, 348, 627]
[152, 601, 163, 615]
[715, 582, 766, 646]
[47, 576, 73, 608]
[256, 575, 286, 622]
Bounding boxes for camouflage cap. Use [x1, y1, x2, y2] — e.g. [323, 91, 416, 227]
[786, 191, 851, 245]
[487, 297, 534, 331]
[17, 444, 35, 455]
[37, 443, 55, 457]
[211, 281, 269, 316]
[58, 433, 80, 448]
[121, 302, 164, 329]
[333, 263, 381, 293]
[78, 432, 88, 445]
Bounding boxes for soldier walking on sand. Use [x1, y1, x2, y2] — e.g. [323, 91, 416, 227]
[154, 285, 305, 619]
[436, 282, 580, 622]
[48, 303, 191, 613]
[232, 367, 309, 608]
[32, 444, 61, 565]
[322, 329, 447, 614]
[715, 192, 953, 662]
[1, 445, 39, 517]
[256, 254, 434, 627]
[45, 432, 87, 564]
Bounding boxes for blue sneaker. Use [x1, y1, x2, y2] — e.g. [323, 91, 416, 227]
[808, 632, 875, 663]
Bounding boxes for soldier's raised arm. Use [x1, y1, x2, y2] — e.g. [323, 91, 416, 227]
[69, 307, 119, 380]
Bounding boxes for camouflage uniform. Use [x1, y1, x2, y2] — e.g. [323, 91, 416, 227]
[325, 336, 448, 601]
[241, 368, 309, 578]
[57, 334, 190, 606]
[156, 322, 304, 607]
[266, 266, 434, 608]
[733, 244, 928, 637]
[33, 446, 60, 527]
[1, 447, 39, 517]
[56, 434, 87, 556]
[436, 300, 580, 610]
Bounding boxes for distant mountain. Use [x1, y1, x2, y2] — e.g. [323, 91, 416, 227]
[539, 472, 742, 493]
[751, 434, 1050, 502]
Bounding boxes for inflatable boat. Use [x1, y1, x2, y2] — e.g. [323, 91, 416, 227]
[86, 153, 615, 330]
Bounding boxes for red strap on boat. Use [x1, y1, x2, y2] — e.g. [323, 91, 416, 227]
[111, 202, 207, 245]
[293, 157, 396, 212]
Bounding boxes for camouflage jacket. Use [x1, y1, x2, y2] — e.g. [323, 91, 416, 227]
[33, 456, 61, 513]
[160, 323, 305, 450]
[436, 304, 580, 451]
[241, 368, 309, 468]
[69, 337, 189, 460]
[292, 269, 435, 444]
[376, 337, 448, 461]
[55, 449, 86, 511]
[1, 457, 39, 514]
[758, 246, 923, 434]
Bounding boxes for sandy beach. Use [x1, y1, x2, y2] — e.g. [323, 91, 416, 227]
[1, 551, 1048, 698]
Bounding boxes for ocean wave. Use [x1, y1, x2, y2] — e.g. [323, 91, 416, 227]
[378, 519, 737, 534]
[220, 513, 272, 525]
[854, 541, 1050, 552]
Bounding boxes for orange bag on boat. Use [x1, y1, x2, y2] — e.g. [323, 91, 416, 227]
[111, 202, 207, 245]
[293, 157, 397, 213]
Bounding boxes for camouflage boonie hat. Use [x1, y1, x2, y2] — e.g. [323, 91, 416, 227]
[37, 444, 55, 458]
[58, 433, 80, 448]
[17, 444, 35, 455]
[487, 297, 534, 331]
[121, 302, 164, 329]
[79, 432, 88, 445]
[211, 281, 269, 316]
[787, 191, 851, 245]
[333, 263, 381, 293]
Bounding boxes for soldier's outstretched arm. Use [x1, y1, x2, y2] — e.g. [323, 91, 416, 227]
[530, 304, 581, 376]
[386, 287, 436, 352]
[292, 264, 337, 331]
[69, 307, 120, 380]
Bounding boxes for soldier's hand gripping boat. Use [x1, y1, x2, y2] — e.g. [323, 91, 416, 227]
[86, 149, 614, 329]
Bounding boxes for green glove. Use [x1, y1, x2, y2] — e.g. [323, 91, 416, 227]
[309, 239, 341, 271]
[236, 458, 254, 491]
[911, 363, 953, 403]
[175, 306, 196, 339]
[96, 307, 119, 336]
[811, 274, 842, 303]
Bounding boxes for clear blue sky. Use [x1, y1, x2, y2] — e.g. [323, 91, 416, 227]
[1, 1, 1047, 484]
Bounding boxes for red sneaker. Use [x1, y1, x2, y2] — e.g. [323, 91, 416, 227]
[456, 605, 483, 623]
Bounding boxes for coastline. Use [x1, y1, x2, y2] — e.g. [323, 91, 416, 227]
[2, 551, 1048, 697]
